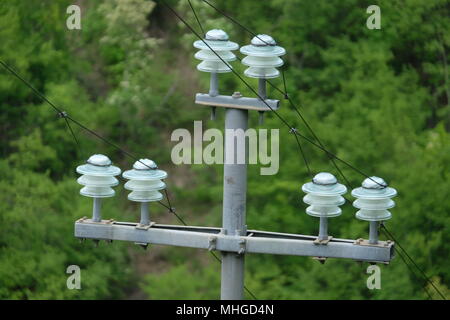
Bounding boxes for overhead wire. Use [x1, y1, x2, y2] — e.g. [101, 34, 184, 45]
[163, 0, 382, 189]
[381, 224, 446, 300]
[1, 1, 442, 301]
[190, 0, 447, 300]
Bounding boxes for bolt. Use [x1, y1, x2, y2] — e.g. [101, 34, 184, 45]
[232, 92, 242, 99]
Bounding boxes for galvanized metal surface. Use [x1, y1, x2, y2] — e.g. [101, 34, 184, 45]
[221, 108, 248, 300]
[74, 220, 394, 263]
[195, 93, 279, 111]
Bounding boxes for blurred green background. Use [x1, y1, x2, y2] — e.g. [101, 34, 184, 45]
[0, 0, 448, 299]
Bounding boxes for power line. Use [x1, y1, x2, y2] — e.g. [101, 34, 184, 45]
[200, 1, 354, 188]
[1, 53, 260, 300]
[395, 246, 433, 300]
[179, 1, 448, 301]
[0, 59, 158, 172]
[171, 1, 384, 189]
[187, 0, 205, 36]
[380, 228, 433, 300]
[381, 224, 447, 300]
[201, 0, 271, 46]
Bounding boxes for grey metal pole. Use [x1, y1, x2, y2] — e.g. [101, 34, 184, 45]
[221, 108, 248, 300]
[92, 198, 102, 222]
[140, 202, 150, 226]
[369, 221, 379, 244]
[209, 72, 218, 120]
[318, 216, 328, 241]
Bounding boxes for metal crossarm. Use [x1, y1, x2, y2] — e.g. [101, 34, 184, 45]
[73, 28, 398, 300]
[74, 219, 394, 263]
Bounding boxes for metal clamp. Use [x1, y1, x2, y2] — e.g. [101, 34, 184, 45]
[77, 217, 115, 225]
[208, 236, 217, 251]
[312, 257, 327, 264]
[135, 222, 156, 230]
[313, 236, 332, 245]
[237, 238, 246, 255]
[354, 238, 394, 248]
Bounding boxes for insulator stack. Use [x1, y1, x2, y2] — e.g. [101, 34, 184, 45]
[302, 172, 347, 241]
[123, 159, 167, 202]
[352, 176, 397, 244]
[193, 29, 239, 73]
[240, 34, 286, 79]
[76, 154, 121, 222]
[76, 154, 121, 198]
[352, 176, 396, 222]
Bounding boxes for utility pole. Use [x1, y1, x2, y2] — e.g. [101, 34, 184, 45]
[74, 30, 397, 300]
[221, 107, 248, 299]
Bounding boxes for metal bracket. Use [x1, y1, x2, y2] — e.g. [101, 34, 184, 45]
[195, 93, 280, 112]
[237, 238, 246, 255]
[208, 236, 217, 251]
[134, 242, 149, 249]
[354, 238, 393, 248]
[76, 217, 115, 225]
[312, 257, 327, 264]
[313, 236, 332, 245]
[135, 222, 156, 230]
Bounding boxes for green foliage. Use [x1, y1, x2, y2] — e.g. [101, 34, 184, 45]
[0, 0, 448, 300]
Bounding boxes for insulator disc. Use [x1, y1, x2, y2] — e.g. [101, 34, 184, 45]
[303, 194, 345, 207]
[195, 50, 236, 62]
[356, 209, 392, 221]
[241, 56, 283, 68]
[197, 61, 233, 73]
[80, 186, 115, 198]
[244, 67, 279, 79]
[124, 179, 166, 192]
[128, 190, 163, 202]
[353, 198, 395, 210]
[306, 205, 342, 218]
[77, 175, 118, 187]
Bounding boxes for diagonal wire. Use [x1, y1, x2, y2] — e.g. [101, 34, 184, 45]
[63, 117, 82, 153]
[166, 1, 382, 188]
[380, 228, 433, 300]
[279, 69, 352, 188]
[203, 0, 356, 188]
[381, 224, 446, 300]
[0, 59, 157, 171]
[202, 0, 354, 188]
[395, 247, 433, 300]
[201, 0, 271, 46]
[188, 0, 205, 36]
[292, 129, 312, 177]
